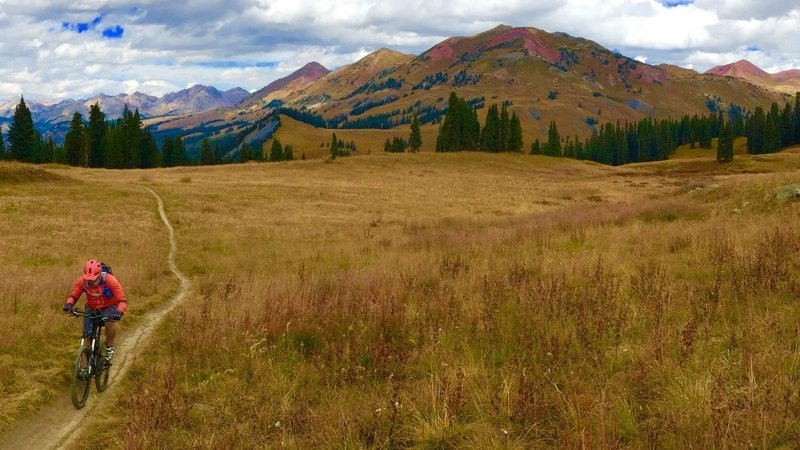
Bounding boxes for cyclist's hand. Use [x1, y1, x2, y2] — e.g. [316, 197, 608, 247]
[111, 311, 123, 321]
[63, 303, 73, 313]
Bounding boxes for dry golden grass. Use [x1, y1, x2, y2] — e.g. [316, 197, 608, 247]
[267, 114, 441, 158]
[4, 148, 800, 447]
[0, 163, 176, 431]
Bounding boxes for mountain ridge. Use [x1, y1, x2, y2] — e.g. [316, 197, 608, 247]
[0, 84, 250, 122]
[706, 59, 800, 94]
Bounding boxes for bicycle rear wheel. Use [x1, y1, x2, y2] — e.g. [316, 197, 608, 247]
[71, 346, 92, 409]
[94, 339, 110, 392]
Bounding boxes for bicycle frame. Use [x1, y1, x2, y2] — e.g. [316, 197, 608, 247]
[69, 308, 112, 408]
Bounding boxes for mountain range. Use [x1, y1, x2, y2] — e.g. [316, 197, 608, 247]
[3, 25, 799, 151]
[705, 59, 800, 94]
[207, 24, 793, 146]
[0, 84, 250, 125]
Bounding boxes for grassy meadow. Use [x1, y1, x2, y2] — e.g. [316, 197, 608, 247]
[3, 148, 800, 448]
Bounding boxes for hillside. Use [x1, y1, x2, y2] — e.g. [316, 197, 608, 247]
[239, 62, 331, 110]
[162, 25, 788, 154]
[706, 59, 800, 94]
[4, 146, 800, 447]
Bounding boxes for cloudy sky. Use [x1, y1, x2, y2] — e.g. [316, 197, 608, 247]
[1, 0, 798, 101]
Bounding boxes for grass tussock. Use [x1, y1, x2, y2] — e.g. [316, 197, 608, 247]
[5, 152, 800, 447]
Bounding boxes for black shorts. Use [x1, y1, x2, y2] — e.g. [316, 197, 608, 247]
[82, 305, 118, 338]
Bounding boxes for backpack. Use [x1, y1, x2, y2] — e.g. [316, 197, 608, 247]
[84, 262, 114, 298]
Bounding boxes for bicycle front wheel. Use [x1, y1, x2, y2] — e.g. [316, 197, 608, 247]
[71, 346, 92, 409]
[94, 339, 110, 392]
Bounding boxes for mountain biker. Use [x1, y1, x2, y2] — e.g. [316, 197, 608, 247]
[62, 259, 127, 362]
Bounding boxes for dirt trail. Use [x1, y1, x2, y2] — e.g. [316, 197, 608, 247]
[0, 186, 190, 450]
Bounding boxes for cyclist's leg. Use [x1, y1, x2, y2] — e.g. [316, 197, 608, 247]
[102, 304, 119, 346]
[81, 313, 93, 347]
[105, 321, 116, 346]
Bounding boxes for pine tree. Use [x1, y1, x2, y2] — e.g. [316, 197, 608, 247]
[764, 103, 781, 153]
[173, 136, 188, 166]
[436, 92, 479, 152]
[530, 139, 542, 155]
[698, 118, 712, 149]
[508, 112, 523, 152]
[87, 102, 106, 167]
[546, 121, 561, 157]
[140, 127, 160, 168]
[64, 112, 85, 166]
[214, 143, 223, 164]
[330, 132, 340, 159]
[269, 139, 284, 162]
[499, 104, 510, 150]
[747, 107, 765, 154]
[42, 135, 58, 164]
[200, 138, 214, 165]
[481, 104, 500, 152]
[162, 137, 175, 167]
[0, 130, 6, 160]
[283, 144, 294, 161]
[7, 96, 36, 162]
[717, 122, 734, 162]
[408, 114, 422, 152]
[794, 92, 800, 144]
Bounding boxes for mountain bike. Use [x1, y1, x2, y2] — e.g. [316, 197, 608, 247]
[68, 308, 112, 409]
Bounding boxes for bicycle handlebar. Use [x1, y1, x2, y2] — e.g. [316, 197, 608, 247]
[69, 308, 112, 322]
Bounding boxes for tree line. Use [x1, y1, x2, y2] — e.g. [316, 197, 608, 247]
[435, 91, 800, 165]
[1, 97, 189, 168]
[435, 92, 523, 152]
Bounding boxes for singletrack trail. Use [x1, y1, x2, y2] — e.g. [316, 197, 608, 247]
[0, 186, 191, 450]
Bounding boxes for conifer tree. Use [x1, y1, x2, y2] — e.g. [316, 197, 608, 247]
[200, 138, 214, 165]
[173, 136, 188, 166]
[508, 112, 523, 152]
[64, 112, 85, 166]
[717, 121, 734, 162]
[140, 127, 160, 168]
[480, 104, 501, 152]
[408, 114, 422, 152]
[764, 116, 781, 153]
[436, 92, 479, 151]
[747, 106, 765, 154]
[795, 92, 800, 144]
[530, 139, 542, 155]
[87, 102, 106, 167]
[499, 104, 510, 150]
[698, 118, 712, 149]
[42, 135, 58, 164]
[283, 144, 294, 161]
[0, 130, 6, 160]
[269, 138, 284, 162]
[7, 96, 36, 163]
[330, 132, 340, 159]
[162, 137, 176, 167]
[546, 121, 561, 157]
[239, 142, 249, 163]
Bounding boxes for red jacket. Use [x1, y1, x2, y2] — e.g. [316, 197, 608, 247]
[66, 273, 127, 312]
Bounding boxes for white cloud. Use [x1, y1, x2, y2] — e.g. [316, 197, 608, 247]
[0, 0, 798, 102]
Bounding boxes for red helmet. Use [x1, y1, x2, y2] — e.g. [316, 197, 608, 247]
[83, 259, 102, 281]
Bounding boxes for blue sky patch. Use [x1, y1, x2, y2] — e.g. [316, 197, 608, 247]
[62, 15, 103, 34]
[102, 26, 124, 39]
[660, 0, 693, 7]
[62, 15, 122, 39]
[746, 45, 760, 52]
